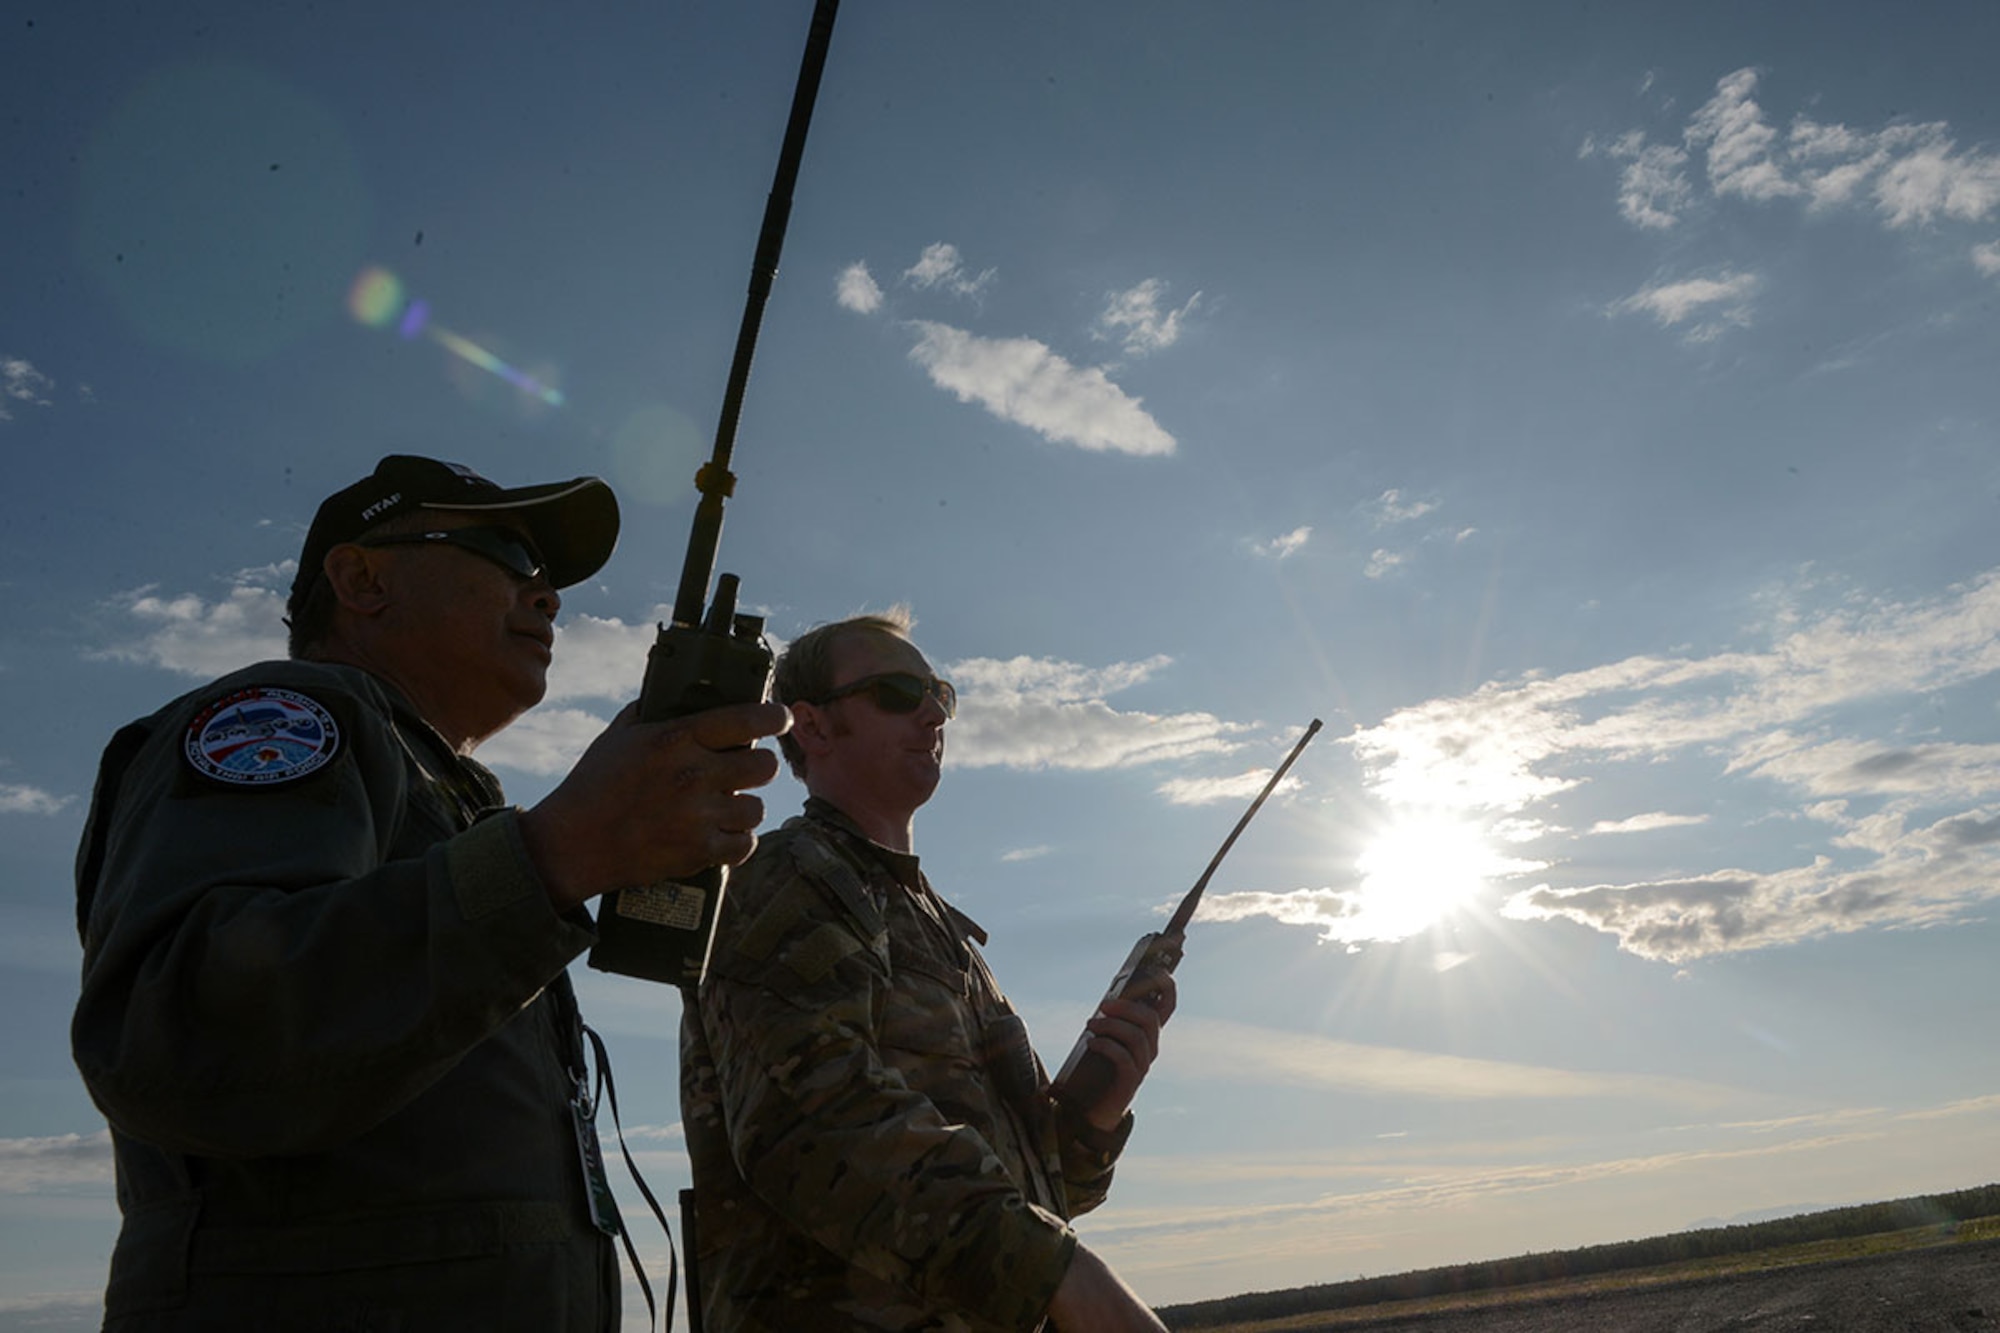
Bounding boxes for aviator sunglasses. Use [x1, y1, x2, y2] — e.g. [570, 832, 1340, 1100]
[811, 671, 957, 720]
[358, 526, 548, 581]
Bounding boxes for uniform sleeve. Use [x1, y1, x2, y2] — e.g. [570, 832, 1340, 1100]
[1055, 1104, 1133, 1216]
[71, 671, 594, 1159]
[698, 848, 1076, 1329]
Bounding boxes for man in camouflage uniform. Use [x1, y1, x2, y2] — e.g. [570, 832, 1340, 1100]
[681, 609, 1174, 1331]
[73, 455, 789, 1330]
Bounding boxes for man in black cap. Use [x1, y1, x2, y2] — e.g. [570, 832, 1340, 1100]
[71, 455, 788, 1331]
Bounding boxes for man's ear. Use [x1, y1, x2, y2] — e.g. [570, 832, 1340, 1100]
[320, 543, 394, 618]
[789, 700, 837, 760]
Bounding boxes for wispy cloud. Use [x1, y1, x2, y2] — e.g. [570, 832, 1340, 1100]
[1590, 812, 1711, 835]
[1611, 270, 1760, 341]
[542, 613, 656, 704]
[1358, 492, 1446, 575]
[1974, 241, 2000, 277]
[1093, 278, 1201, 357]
[1581, 130, 1693, 230]
[907, 321, 1176, 456]
[1001, 844, 1053, 863]
[1363, 549, 1405, 580]
[1089, 1128, 1883, 1276]
[835, 261, 883, 314]
[1595, 67, 2000, 261]
[1170, 1018, 1741, 1105]
[1157, 768, 1299, 807]
[946, 654, 1245, 770]
[1089, 1092, 2000, 1301]
[1368, 489, 1437, 526]
[95, 583, 288, 677]
[91, 577, 649, 778]
[1251, 525, 1312, 560]
[446, 612, 675, 774]
[474, 706, 615, 777]
[902, 242, 995, 300]
[836, 242, 1183, 455]
[0, 1131, 113, 1194]
[1339, 566, 2000, 961]
[1, 355, 55, 421]
[0, 783, 71, 816]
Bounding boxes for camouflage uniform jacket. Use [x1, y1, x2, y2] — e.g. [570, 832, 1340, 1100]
[72, 659, 619, 1331]
[680, 798, 1133, 1332]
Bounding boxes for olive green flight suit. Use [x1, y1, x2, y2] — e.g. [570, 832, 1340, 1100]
[73, 660, 618, 1331]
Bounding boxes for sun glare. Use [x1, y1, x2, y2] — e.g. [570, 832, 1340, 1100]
[1350, 813, 1511, 940]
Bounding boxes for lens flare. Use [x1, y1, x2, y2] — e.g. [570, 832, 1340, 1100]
[347, 266, 403, 327]
[346, 264, 564, 408]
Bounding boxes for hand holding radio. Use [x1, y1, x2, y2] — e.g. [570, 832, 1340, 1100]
[520, 697, 788, 913]
[1051, 720, 1320, 1117]
[1064, 968, 1178, 1131]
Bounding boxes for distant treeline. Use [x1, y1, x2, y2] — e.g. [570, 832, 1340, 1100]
[1158, 1182, 2000, 1329]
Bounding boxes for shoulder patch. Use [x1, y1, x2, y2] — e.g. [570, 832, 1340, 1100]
[183, 686, 343, 787]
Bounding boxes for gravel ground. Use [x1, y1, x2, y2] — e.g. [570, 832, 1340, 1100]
[1232, 1239, 2000, 1333]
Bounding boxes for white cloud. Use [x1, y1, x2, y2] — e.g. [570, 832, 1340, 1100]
[1501, 813, 2000, 962]
[1093, 278, 1201, 356]
[1599, 68, 2000, 272]
[474, 705, 612, 777]
[1585, 130, 1694, 229]
[1363, 548, 1405, 580]
[1000, 844, 1053, 863]
[1870, 132, 2000, 228]
[0, 1131, 113, 1194]
[836, 261, 884, 314]
[902, 242, 995, 300]
[0, 783, 71, 816]
[1611, 270, 1760, 340]
[1157, 768, 1300, 807]
[906, 321, 1176, 456]
[945, 653, 1246, 770]
[1369, 489, 1437, 525]
[1589, 812, 1711, 835]
[543, 612, 657, 704]
[91, 580, 641, 778]
[1686, 68, 1801, 204]
[1734, 737, 2000, 803]
[1974, 241, 2000, 276]
[1251, 526, 1311, 560]
[95, 584, 287, 677]
[1345, 566, 2000, 961]
[1, 356, 55, 420]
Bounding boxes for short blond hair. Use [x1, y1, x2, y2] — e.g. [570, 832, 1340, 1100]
[773, 606, 916, 779]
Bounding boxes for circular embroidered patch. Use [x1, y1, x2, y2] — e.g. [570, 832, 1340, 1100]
[184, 686, 342, 786]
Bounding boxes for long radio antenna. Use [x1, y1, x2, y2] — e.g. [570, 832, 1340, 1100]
[672, 0, 841, 629]
[1167, 718, 1322, 936]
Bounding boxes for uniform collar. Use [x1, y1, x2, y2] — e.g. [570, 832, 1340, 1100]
[802, 796, 921, 883]
[799, 796, 987, 946]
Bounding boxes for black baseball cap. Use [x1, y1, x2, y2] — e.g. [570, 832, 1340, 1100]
[288, 455, 620, 616]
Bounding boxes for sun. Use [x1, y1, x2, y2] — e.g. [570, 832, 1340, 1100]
[1350, 811, 1511, 940]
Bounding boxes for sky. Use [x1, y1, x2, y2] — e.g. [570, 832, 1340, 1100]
[5, 0, 2000, 1326]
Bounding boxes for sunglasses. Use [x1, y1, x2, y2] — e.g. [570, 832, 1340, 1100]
[358, 526, 547, 581]
[812, 671, 957, 720]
